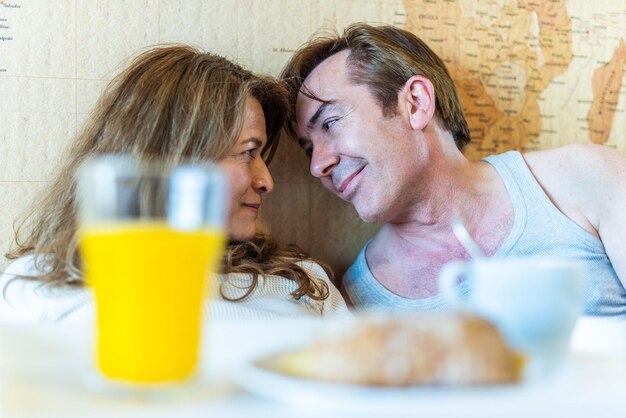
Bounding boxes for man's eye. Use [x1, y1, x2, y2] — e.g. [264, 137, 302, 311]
[322, 118, 339, 131]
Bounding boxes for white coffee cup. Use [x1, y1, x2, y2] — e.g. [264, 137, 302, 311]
[438, 257, 585, 375]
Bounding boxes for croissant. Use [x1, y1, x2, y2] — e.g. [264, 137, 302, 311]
[278, 313, 522, 386]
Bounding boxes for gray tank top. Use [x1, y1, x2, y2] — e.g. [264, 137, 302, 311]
[343, 151, 626, 316]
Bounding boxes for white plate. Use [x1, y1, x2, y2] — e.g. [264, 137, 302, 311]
[236, 350, 586, 416]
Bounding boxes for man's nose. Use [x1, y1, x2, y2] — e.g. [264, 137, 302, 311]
[310, 143, 339, 178]
[252, 159, 274, 193]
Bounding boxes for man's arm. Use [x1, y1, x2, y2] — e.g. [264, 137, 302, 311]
[525, 143, 626, 288]
[583, 145, 626, 289]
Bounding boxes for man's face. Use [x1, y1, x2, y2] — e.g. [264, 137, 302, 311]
[295, 50, 421, 224]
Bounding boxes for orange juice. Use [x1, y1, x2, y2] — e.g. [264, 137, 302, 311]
[79, 222, 224, 384]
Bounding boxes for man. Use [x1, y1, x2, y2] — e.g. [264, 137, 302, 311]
[280, 23, 626, 315]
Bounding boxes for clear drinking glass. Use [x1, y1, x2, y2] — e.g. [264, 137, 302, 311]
[76, 155, 228, 387]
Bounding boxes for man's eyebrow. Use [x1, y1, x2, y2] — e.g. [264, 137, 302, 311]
[307, 102, 334, 131]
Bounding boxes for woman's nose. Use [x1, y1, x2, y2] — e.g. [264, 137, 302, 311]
[252, 159, 274, 193]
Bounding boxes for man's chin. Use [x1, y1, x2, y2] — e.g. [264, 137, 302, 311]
[355, 206, 385, 224]
[334, 189, 385, 223]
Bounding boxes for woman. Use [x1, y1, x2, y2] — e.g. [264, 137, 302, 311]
[0, 45, 347, 322]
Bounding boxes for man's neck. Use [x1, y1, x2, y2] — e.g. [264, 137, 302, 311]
[386, 151, 490, 234]
[365, 143, 513, 299]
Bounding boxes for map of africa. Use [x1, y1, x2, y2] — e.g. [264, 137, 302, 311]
[402, 0, 626, 160]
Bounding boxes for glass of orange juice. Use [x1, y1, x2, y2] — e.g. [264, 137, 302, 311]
[76, 156, 227, 387]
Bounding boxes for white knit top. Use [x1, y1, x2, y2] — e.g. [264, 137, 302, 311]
[0, 255, 349, 324]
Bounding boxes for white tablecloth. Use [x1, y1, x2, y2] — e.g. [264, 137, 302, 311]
[1, 316, 625, 418]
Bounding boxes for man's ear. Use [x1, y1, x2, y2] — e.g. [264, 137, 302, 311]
[400, 75, 436, 131]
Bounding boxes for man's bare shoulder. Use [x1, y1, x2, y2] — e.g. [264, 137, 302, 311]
[522, 143, 626, 232]
[523, 143, 624, 178]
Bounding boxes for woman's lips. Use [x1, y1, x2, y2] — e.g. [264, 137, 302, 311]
[243, 203, 260, 213]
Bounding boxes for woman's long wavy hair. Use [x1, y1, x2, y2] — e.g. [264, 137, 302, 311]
[6, 44, 330, 302]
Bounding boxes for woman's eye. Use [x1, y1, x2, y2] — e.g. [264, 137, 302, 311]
[298, 139, 314, 157]
[240, 148, 256, 159]
[322, 118, 338, 131]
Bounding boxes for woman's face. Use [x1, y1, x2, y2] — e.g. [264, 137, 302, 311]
[220, 97, 274, 241]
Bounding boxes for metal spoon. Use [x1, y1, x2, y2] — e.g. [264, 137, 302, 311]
[451, 216, 486, 259]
